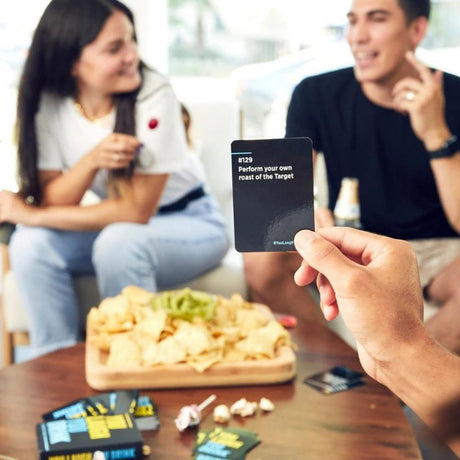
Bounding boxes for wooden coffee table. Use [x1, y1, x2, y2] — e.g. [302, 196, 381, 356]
[0, 320, 421, 459]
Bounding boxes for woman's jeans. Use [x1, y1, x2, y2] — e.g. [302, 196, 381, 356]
[9, 195, 229, 359]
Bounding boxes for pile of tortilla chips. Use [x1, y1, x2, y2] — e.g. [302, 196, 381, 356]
[87, 286, 295, 372]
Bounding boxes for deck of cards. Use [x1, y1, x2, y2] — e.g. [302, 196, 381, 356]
[304, 365, 365, 394]
[231, 137, 314, 252]
[41, 390, 159, 430]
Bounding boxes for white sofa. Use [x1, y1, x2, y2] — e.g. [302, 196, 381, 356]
[1, 95, 247, 366]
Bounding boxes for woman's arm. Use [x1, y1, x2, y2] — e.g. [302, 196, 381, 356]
[39, 133, 142, 206]
[0, 173, 167, 231]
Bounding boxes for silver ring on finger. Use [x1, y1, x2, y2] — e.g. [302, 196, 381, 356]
[405, 91, 416, 101]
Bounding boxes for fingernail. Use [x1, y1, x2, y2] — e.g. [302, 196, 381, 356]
[294, 230, 318, 252]
[323, 304, 336, 321]
[295, 229, 317, 243]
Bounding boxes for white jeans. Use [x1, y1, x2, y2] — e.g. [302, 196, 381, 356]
[9, 195, 229, 358]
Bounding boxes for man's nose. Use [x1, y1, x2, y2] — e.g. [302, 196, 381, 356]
[347, 22, 370, 44]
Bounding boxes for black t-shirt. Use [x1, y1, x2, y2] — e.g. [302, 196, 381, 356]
[286, 67, 460, 240]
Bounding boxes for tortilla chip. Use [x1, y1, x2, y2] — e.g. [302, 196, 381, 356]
[106, 335, 141, 367]
[174, 321, 214, 356]
[222, 347, 247, 362]
[89, 331, 127, 352]
[188, 348, 223, 372]
[152, 336, 187, 365]
[87, 307, 106, 330]
[122, 285, 154, 307]
[88, 286, 295, 372]
[236, 308, 270, 337]
[235, 321, 289, 359]
[141, 341, 159, 366]
[213, 326, 240, 344]
[133, 309, 168, 341]
[98, 294, 129, 315]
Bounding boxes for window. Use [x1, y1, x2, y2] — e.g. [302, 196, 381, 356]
[1, 0, 460, 174]
[168, 0, 350, 77]
[168, 0, 460, 78]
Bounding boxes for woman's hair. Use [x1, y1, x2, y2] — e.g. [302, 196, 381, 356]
[16, 0, 142, 203]
[180, 103, 192, 147]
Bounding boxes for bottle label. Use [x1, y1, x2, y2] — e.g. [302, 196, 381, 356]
[333, 202, 360, 220]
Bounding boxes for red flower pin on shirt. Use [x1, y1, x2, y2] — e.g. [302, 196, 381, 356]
[148, 118, 159, 129]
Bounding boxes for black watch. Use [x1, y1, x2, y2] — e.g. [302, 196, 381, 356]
[427, 134, 459, 159]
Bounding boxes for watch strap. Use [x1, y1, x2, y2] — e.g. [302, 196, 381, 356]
[428, 134, 459, 159]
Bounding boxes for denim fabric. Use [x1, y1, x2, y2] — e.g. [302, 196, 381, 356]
[8, 194, 229, 359]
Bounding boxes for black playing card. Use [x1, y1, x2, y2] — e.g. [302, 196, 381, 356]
[231, 137, 314, 252]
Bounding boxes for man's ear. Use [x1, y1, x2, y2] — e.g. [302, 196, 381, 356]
[409, 16, 428, 49]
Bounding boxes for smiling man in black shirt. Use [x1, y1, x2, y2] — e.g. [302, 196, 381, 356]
[243, 0, 460, 353]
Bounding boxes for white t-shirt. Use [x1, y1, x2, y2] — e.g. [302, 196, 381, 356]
[36, 69, 206, 206]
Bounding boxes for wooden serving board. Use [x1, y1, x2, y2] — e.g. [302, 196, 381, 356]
[85, 342, 296, 390]
[85, 301, 296, 390]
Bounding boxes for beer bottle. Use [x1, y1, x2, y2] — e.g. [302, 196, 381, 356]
[0, 222, 16, 245]
[333, 177, 362, 228]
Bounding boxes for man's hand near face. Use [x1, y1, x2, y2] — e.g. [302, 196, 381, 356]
[392, 51, 451, 150]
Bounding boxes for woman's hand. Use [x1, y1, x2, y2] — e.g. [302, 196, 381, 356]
[0, 190, 35, 225]
[39, 133, 142, 206]
[89, 133, 142, 170]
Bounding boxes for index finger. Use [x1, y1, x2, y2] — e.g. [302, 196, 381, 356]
[405, 51, 435, 84]
[315, 227, 395, 266]
[111, 133, 141, 147]
[294, 229, 359, 286]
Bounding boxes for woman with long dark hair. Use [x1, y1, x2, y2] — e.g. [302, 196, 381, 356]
[0, 0, 229, 359]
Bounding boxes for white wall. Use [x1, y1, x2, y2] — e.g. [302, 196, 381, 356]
[123, 0, 169, 73]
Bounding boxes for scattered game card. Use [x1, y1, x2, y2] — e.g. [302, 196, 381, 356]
[304, 365, 365, 395]
[133, 395, 160, 431]
[41, 390, 159, 432]
[88, 389, 139, 416]
[42, 390, 140, 421]
[193, 426, 260, 459]
[111, 390, 139, 415]
[231, 137, 314, 252]
[42, 397, 91, 421]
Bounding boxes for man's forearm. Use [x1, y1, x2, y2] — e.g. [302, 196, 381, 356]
[379, 334, 460, 455]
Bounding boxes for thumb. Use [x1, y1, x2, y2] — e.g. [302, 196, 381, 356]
[294, 230, 356, 287]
